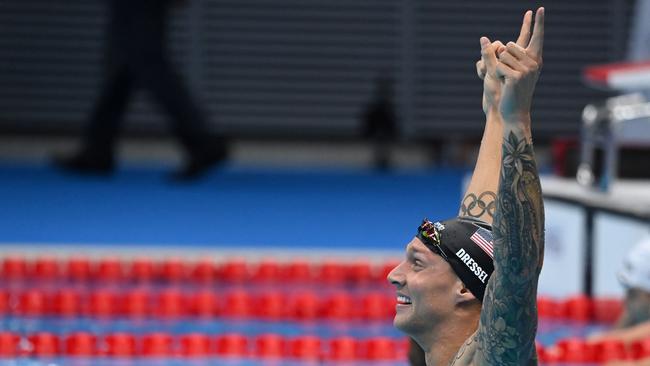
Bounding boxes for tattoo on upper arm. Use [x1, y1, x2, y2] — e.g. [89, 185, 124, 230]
[476, 131, 545, 365]
[460, 191, 497, 219]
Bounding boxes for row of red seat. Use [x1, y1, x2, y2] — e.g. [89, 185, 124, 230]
[0, 256, 399, 285]
[537, 295, 623, 323]
[0, 332, 407, 361]
[538, 337, 650, 363]
[0, 288, 624, 322]
[0, 288, 396, 320]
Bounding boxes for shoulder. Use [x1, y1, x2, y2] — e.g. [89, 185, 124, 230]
[453, 332, 539, 366]
[449, 333, 479, 366]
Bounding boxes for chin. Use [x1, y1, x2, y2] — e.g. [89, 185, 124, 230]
[393, 312, 417, 335]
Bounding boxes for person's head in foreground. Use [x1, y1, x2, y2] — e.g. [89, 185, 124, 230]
[618, 236, 650, 326]
[388, 217, 494, 342]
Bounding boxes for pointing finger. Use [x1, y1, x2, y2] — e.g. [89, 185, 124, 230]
[527, 7, 545, 59]
[515, 10, 533, 47]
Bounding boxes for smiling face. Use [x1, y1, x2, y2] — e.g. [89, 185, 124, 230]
[387, 237, 463, 338]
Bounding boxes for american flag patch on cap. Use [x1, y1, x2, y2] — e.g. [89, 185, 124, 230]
[470, 227, 494, 258]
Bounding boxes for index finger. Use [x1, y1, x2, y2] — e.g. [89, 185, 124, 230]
[527, 7, 545, 58]
[515, 10, 533, 47]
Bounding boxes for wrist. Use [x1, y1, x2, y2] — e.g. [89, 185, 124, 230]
[485, 107, 502, 121]
[503, 113, 531, 126]
[502, 117, 532, 140]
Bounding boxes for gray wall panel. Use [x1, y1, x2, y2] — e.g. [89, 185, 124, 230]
[0, 0, 636, 139]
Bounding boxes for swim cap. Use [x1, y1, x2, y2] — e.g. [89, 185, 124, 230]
[618, 236, 650, 293]
[417, 216, 495, 301]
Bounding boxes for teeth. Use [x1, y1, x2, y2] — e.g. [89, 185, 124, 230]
[397, 295, 412, 304]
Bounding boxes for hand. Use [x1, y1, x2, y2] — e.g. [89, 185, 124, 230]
[478, 39, 504, 116]
[477, 10, 534, 116]
[495, 7, 545, 123]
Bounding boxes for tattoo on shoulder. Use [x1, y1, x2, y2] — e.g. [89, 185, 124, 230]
[476, 131, 544, 365]
[460, 191, 496, 219]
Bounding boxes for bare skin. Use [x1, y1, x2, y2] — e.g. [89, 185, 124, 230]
[398, 8, 546, 366]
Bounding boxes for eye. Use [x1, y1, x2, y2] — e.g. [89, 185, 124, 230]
[412, 259, 424, 269]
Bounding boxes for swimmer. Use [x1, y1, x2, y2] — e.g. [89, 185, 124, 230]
[389, 8, 546, 366]
[589, 237, 650, 348]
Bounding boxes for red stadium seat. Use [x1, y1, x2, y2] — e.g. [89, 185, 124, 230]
[556, 338, 597, 363]
[222, 290, 251, 318]
[105, 333, 137, 357]
[317, 261, 347, 285]
[215, 334, 248, 357]
[32, 257, 61, 281]
[256, 292, 285, 319]
[66, 257, 92, 282]
[189, 290, 220, 317]
[180, 333, 211, 356]
[348, 261, 373, 284]
[537, 296, 566, 319]
[254, 334, 285, 359]
[29, 333, 60, 357]
[53, 289, 82, 317]
[564, 295, 593, 322]
[141, 333, 173, 357]
[593, 339, 628, 363]
[65, 332, 97, 357]
[191, 260, 217, 284]
[288, 336, 321, 360]
[361, 292, 393, 320]
[96, 257, 124, 283]
[327, 337, 359, 361]
[0, 332, 20, 357]
[222, 259, 249, 283]
[88, 290, 121, 318]
[161, 258, 188, 283]
[0, 291, 9, 315]
[156, 289, 186, 318]
[631, 338, 650, 360]
[284, 259, 312, 282]
[288, 291, 320, 320]
[593, 297, 623, 324]
[123, 289, 151, 318]
[129, 258, 157, 283]
[252, 260, 281, 283]
[364, 337, 398, 360]
[17, 290, 50, 316]
[322, 292, 355, 319]
[2, 257, 27, 280]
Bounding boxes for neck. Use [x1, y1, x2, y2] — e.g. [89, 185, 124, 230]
[418, 312, 480, 366]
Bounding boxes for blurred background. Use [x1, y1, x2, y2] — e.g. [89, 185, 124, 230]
[0, 0, 649, 364]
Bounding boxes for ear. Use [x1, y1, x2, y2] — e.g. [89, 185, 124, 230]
[453, 279, 477, 306]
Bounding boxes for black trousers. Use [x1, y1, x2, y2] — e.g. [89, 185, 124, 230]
[83, 0, 212, 159]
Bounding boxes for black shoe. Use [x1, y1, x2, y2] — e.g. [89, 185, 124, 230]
[52, 153, 114, 176]
[169, 147, 228, 182]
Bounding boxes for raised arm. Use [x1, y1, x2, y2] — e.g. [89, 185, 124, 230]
[460, 12, 534, 224]
[476, 7, 545, 365]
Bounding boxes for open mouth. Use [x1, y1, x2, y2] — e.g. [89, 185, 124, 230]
[397, 295, 412, 305]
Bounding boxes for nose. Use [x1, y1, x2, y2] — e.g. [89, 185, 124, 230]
[386, 261, 405, 287]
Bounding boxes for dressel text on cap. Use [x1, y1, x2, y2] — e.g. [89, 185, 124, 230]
[455, 248, 489, 283]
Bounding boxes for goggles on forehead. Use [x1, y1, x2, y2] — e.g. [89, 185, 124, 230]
[417, 219, 450, 261]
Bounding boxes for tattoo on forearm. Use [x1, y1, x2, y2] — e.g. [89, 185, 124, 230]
[461, 191, 497, 219]
[477, 131, 545, 365]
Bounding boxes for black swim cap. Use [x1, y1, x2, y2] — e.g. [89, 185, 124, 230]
[417, 216, 494, 301]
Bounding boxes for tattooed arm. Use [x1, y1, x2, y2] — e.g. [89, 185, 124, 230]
[475, 8, 545, 366]
[459, 12, 534, 224]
